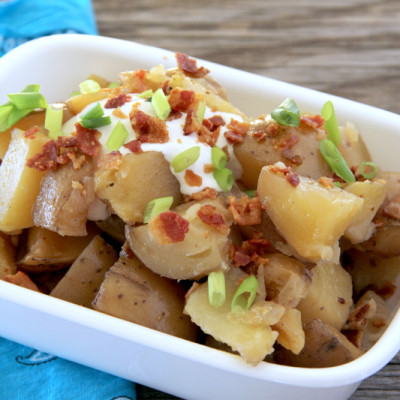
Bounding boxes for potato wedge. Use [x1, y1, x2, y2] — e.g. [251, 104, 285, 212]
[66, 89, 111, 115]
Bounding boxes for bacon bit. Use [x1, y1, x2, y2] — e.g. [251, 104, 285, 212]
[279, 133, 299, 150]
[26, 140, 59, 171]
[197, 204, 229, 234]
[281, 149, 303, 166]
[197, 125, 220, 147]
[252, 123, 278, 142]
[112, 108, 128, 119]
[168, 88, 195, 112]
[229, 239, 270, 268]
[229, 244, 252, 267]
[129, 69, 148, 93]
[204, 163, 214, 173]
[166, 110, 183, 121]
[286, 173, 300, 187]
[3, 271, 40, 292]
[300, 114, 325, 130]
[228, 195, 262, 226]
[175, 52, 209, 78]
[206, 115, 226, 131]
[224, 130, 244, 144]
[319, 176, 335, 189]
[183, 109, 201, 135]
[184, 169, 203, 187]
[24, 126, 39, 139]
[242, 238, 271, 256]
[130, 109, 169, 143]
[162, 80, 171, 95]
[74, 123, 102, 157]
[66, 151, 86, 169]
[104, 93, 131, 109]
[227, 119, 249, 136]
[97, 151, 122, 170]
[149, 211, 189, 244]
[192, 187, 218, 201]
[124, 139, 143, 153]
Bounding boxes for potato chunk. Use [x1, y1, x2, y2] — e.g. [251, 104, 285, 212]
[258, 165, 363, 261]
[66, 90, 110, 115]
[0, 129, 48, 232]
[0, 232, 17, 278]
[95, 151, 182, 224]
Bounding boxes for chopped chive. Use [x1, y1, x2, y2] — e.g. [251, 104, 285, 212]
[208, 271, 226, 308]
[211, 146, 227, 170]
[231, 275, 258, 311]
[20, 84, 40, 93]
[151, 88, 171, 120]
[359, 161, 378, 179]
[107, 81, 120, 88]
[197, 101, 206, 124]
[137, 89, 153, 99]
[319, 139, 355, 183]
[271, 98, 300, 127]
[7, 92, 47, 110]
[244, 189, 256, 198]
[143, 196, 174, 224]
[80, 116, 111, 129]
[106, 120, 129, 151]
[171, 146, 201, 173]
[213, 167, 234, 192]
[45, 105, 63, 138]
[321, 101, 341, 147]
[79, 79, 101, 94]
[333, 181, 341, 188]
[81, 102, 104, 120]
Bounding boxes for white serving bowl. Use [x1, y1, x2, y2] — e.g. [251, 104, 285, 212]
[0, 34, 399, 400]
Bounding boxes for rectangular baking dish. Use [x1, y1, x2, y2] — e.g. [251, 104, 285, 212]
[0, 34, 399, 400]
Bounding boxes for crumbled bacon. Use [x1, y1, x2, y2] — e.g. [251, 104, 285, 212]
[229, 238, 270, 268]
[203, 115, 225, 131]
[192, 187, 218, 201]
[162, 80, 171, 95]
[279, 133, 299, 150]
[224, 130, 244, 144]
[242, 238, 271, 256]
[175, 52, 209, 78]
[319, 176, 335, 189]
[128, 69, 148, 93]
[130, 109, 169, 143]
[149, 211, 189, 244]
[184, 169, 202, 187]
[204, 163, 214, 173]
[166, 110, 183, 121]
[229, 244, 251, 267]
[197, 125, 220, 147]
[252, 122, 278, 142]
[300, 114, 325, 130]
[104, 93, 131, 109]
[183, 109, 201, 135]
[197, 204, 229, 234]
[112, 108, 128, 119]
[3, 271, 40, 292]
[281, 149, 302, 166]
[228, 195, 262, 226]
[168, 88, 195, 112]
[24, 126, 39, 139]
[97, 151, 122, 170]
[26, 140, 59, 171]
[224, 119, 249, 144]
[74, 123, 102, 157]
[286, 173, 300, 187]
[124, 140, 143, 153]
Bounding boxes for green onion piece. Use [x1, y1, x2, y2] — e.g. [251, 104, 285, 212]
[171, 146, 201, 173]
[271, 98, 300, 127]
[208, 271, 226, 308]
[319, 139, 355, 182]
[107, 81, 120, 88]
[151, 88, 171, 120]
[359, 161, 378, 180]
[321, 101, 341, 147]
[7, 108, 31, 127]
[7, 92, 47, 110]
[213, 167, 234, 192]
[80, 116, 111, 129]
[70, 90, 81, 97]
[20, 84, 40, 93]
[137, 89, 153, 99]
[81, 102, 104, 120]
[244, 189, 256, 198]
[197, 101, 206, 124]
[333, 181, 341, 188]
[231, 275, 258, 311]
[211, 146, 227, 170]
[143, 196, 174, 224]
[106, 121, 129, 151]
[45, 105, 63, 138]
[79, 79, 101, 94]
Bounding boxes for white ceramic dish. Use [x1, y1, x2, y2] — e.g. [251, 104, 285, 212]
[0, 34, 399, 400]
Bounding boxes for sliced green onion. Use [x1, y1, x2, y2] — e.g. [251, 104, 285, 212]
[137, 89, 153, 99]
[151, 88, 171, 120]
[45, 105, 63, 138]
[208, 271, 226, 308]
[231, 275, 258, 311]
[80, 116, 111, 129]
[333, 181, 341, 188]
[143, 196, 174, 224]
[319, 139, 355, 182]
[7, 92, 47, 110]
[106, 120, 129, 151]
[197, 101, 206, 124]
[271, 98, 300, 127]
[359, 161, 378, 179]
[79, 79, 101, 94]
[211, 146, 227, 170]
[213, 168, 234, 192]
[321, 101, 341, 147]
[171, 146, 201, 173]
[244, 189, 256, 198]
[81, 102, 104, 120]
[107, 81, 120, 88]
[20, 84, 40, 93]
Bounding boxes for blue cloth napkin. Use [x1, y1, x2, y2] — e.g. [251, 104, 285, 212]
[0, 1, 136, 399]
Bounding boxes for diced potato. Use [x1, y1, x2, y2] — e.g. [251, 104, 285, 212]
[95, 151, 182, 225]
[258, 166, 363, 261]
[66, 89, 111, 115]
[92, 249, 197, 341]
[0, 129, 49, 232]
[263, 253, 311, 308]
[95, 214, 126, 243]
[0, 232, 17, 278]
[33, 158, 95, 236]
[126, 198, 231, 280]
[50, 235, 117, 307]
[343, 180, 386, 244]
[274, 319, 362, 368]
[297, 263, 353, 330]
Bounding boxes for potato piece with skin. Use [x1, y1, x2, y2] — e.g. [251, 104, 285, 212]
[50, 235, 117, 307]
[92, 249, 197, 341]
[0, 129, 49, 232]
[258, 165, 363, 262]
[297, 263, 353, 330]
[66, 89, 111, 115]
[274, 319, 362, 368]
[126, 198, 231, 280]
[95, 151, 182, 225]
[0, 232, 17, 278]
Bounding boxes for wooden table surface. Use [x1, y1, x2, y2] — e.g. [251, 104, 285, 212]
[92, 0, 400, 399]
